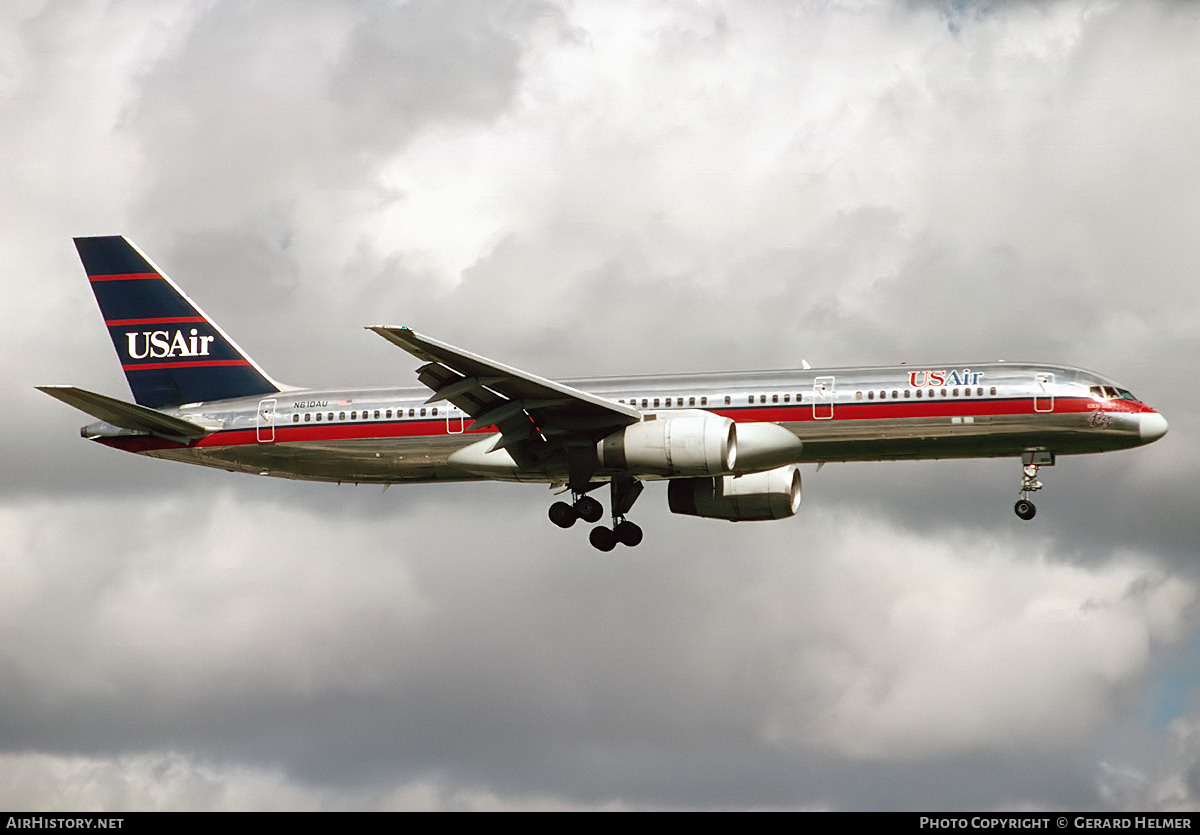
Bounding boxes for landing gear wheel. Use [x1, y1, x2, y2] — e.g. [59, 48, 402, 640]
[549, 501, 578, 528]
[589, 526, 617, 552]
[1014, 499, 1036, 521]
[614, 520, 643, 547]
[575, 496, 603, 524]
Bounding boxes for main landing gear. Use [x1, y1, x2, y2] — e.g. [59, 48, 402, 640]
[1014, 451, 1053, 521]
[549, 478, 645, 550]
[548, 495, 602, 527]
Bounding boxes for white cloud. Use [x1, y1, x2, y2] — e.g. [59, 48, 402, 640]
[756, 517, 1193, 760]
[0, 490, 1193, 808]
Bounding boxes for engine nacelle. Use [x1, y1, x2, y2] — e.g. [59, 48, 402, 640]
[597, 411, 736, 477]
[732, 422, 803, 472]
[667, 464, 801, 521]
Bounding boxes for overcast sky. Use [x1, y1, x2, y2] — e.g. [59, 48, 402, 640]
[2, 0, 1198, 811]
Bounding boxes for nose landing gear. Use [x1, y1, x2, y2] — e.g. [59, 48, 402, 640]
[1014, 452, 1053, 521]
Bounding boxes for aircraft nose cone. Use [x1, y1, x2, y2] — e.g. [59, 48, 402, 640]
[1139, 412, 1168, 443]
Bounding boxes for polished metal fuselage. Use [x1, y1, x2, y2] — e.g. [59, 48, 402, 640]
[89, 361, 1163, 484]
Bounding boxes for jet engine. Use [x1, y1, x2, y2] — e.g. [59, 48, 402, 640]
[667, 464, 801, 521]
[597, 411, 736, 477]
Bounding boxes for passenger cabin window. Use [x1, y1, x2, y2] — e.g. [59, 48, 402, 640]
[724, 396, 731, 405]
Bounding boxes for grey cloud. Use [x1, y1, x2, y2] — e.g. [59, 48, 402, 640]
[328, 0, 528, 151]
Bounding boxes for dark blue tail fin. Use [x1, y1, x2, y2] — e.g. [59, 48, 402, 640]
[75, 236, 282, 408]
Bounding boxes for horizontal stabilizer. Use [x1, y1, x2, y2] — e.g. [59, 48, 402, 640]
[36, 385, 213, 439]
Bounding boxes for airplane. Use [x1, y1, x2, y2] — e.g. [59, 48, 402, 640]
[39, 236, 1168, 550]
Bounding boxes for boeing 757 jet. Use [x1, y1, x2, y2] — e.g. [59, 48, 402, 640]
[39, 237, 1168, 550]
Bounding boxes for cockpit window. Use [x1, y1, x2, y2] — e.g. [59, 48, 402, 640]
[1089, 385, 1141, 402]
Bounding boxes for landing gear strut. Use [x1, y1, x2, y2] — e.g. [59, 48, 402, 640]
[1014, 452, 1053, 521]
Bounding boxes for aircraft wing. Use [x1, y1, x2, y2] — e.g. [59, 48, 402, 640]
[36, 385, 215, 439]
[369, 326, 640, 466]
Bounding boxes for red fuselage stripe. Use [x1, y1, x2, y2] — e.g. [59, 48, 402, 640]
[710, 397, 1124, 422]
[195, 420, 476, 447]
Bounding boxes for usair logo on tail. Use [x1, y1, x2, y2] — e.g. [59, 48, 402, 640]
[125, 329, 216, 360]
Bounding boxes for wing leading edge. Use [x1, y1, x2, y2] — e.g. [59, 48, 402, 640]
[369, 326, 640, 471]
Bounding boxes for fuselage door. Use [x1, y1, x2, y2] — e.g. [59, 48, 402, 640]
[446, 404, 465, 434]
[813, 376, 835, 420]
[1034, 373, 1055, 413]
[256, 398, 278, 443]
